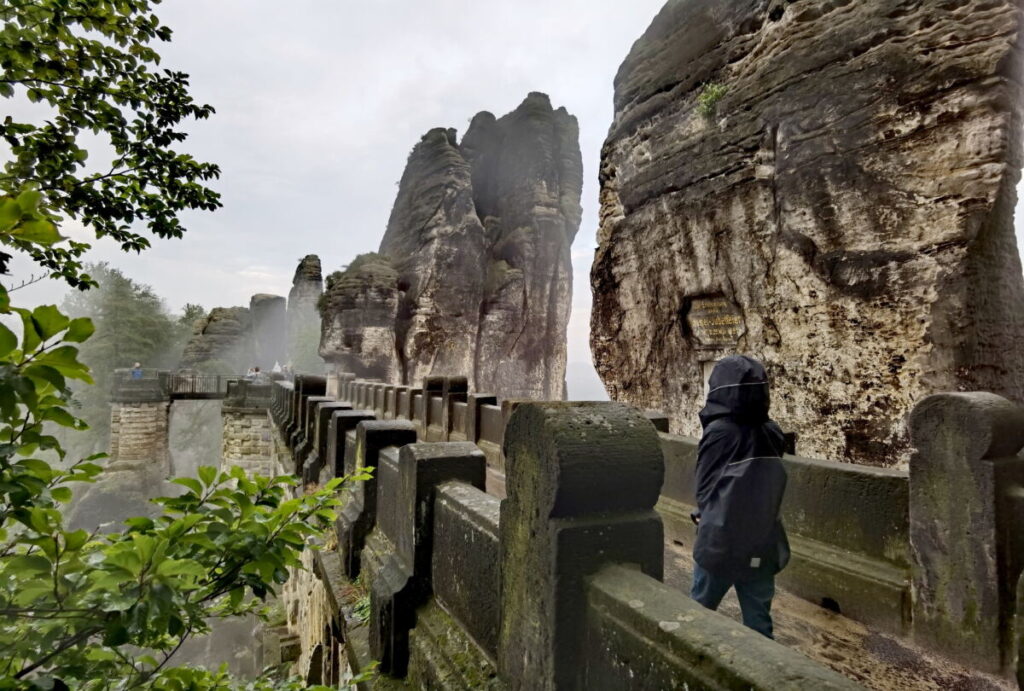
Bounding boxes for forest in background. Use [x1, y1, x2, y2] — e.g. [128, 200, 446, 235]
[57, 264, 205, 458]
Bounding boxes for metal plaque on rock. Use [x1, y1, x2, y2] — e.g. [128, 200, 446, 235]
[686, 296, 745, 348]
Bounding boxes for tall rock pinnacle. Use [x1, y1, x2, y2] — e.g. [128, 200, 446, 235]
[321, 93, 583, 399]
[287, 255, 324, 374]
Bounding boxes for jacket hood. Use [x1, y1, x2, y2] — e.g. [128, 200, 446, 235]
[699, 355, 770, 428]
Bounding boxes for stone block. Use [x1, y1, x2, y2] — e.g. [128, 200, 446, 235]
[305, 402, 352, 485]
[337, 420, 417, 580]
[582, 564, 861, 690]
[909, 392, 1024, 672]
[441, 377, 469, 440]
[362, 441, 485, 676]
[432, 481, 500, 658]
[327, 409, 374, 479]
[498, 402, 665, 690]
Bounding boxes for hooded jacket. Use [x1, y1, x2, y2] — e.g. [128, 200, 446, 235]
[693, 355, 790, 581]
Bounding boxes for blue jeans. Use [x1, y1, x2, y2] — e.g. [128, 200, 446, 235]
[691, 563, 775, 638]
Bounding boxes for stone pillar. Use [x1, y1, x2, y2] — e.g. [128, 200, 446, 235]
[295, 396, 332, 477]
[304, 402, 352, 485]
[401, 387, 421, 422]
[329, 409, 375, 479]
[338, 373, 355, 403]
[466, 394, 497, 444]
[441, 377, 469, 440]
[222, 408, 274, 478]
[421, 376, 444, 439]
[337, 420, 417, 579]
[908, 392, 1024, 672]
[108, 401, 171, 468]
[498, 402, 664, 690]
[363, 441, 485, 676]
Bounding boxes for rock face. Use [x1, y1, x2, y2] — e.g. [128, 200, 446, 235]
[288, 255, 324, 374]
[180, 307, 253, 372]
[250, 294, 287, 370]
[591, 0, 1024, 465]
[321, 93, 582, 399]
[319, 254, 401, 381]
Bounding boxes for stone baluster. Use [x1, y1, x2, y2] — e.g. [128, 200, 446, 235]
[908, 392, 1024, 673]
[362, 441, 486, 676]
[338, 420, 418, 579]
[498, 402, 665, 690]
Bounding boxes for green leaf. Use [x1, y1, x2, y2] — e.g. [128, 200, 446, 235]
[24, 364, 66, 392]
[0, 322, 17, 358]
[64, 529, 88, 550]
[63, 317, 95, 343]
[156, 559, 205, 578]
[51, 487, 72, 503]
[31, 305, 70, 340]
[103, 622, 130, 646]
[0, 198, 21, 232]
[16, 308, 41, 352]
[197, 465, 217, 487]
[11, 219, 62, 245]
[171, 476, 203, 495]
[15, 188, 42, 212]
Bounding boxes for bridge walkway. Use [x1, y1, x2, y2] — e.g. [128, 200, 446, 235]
[661, 541, 1011, 690]
[110, 369, 252, 402]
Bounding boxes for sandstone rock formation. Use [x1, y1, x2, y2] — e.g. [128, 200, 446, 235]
[287, 255, 324, 374]
[591, 0, 1024, 465]
[321, 93, 582, 399]
[180, 306, 253, 373]
[250, 294, 287, 370]
[319, 253, 401, 381]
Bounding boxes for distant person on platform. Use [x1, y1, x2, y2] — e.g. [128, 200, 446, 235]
[244, 366, 256, 381]
[690, 355, 789, 638]
[130, 362, 143, 380]
[252, 366, 269, 384]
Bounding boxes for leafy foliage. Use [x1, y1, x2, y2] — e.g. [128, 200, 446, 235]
[0, 0, 221, 288]
[697, 81, 728, 120]
[0, 3, 364, 688]
[0, 465, 361, 688]
[59, 264, 198, 456]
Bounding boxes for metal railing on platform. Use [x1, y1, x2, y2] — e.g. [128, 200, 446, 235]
[110, 369, 248, 402]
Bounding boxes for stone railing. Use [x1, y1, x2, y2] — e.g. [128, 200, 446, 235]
[269, 376, 865, 688]
[269, 375, 1024, 682]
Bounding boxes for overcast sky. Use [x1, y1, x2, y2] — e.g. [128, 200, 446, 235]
[10, 0, 674, 399]
[9, 1, 1024, 400]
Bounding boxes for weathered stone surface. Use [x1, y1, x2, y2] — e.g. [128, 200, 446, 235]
[321, 93, 582, 400]
[362, 442, 485, 676]
[498, 402, 664, 690]
[908, 392, 1024, 672]
[250, 293, 287, 370]
[465, 94, 582, 400]
[432, 481, 500, 659]
[180, 306, 253, 372]
[583, 564, 861, 690]
[287, 254, 324, 374]
[591, 0, 1024, 465]
[319, 254, 400, 382]
[381, 128, 486, 387]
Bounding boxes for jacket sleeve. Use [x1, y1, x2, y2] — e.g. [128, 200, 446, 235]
[695, 425, 736, 511]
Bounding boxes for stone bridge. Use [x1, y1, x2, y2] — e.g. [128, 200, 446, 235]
[107, 369, 273, 470]
[255, 373, 1024, 689]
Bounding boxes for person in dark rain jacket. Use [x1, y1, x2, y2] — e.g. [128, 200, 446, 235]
[690, 355, 790, 638]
